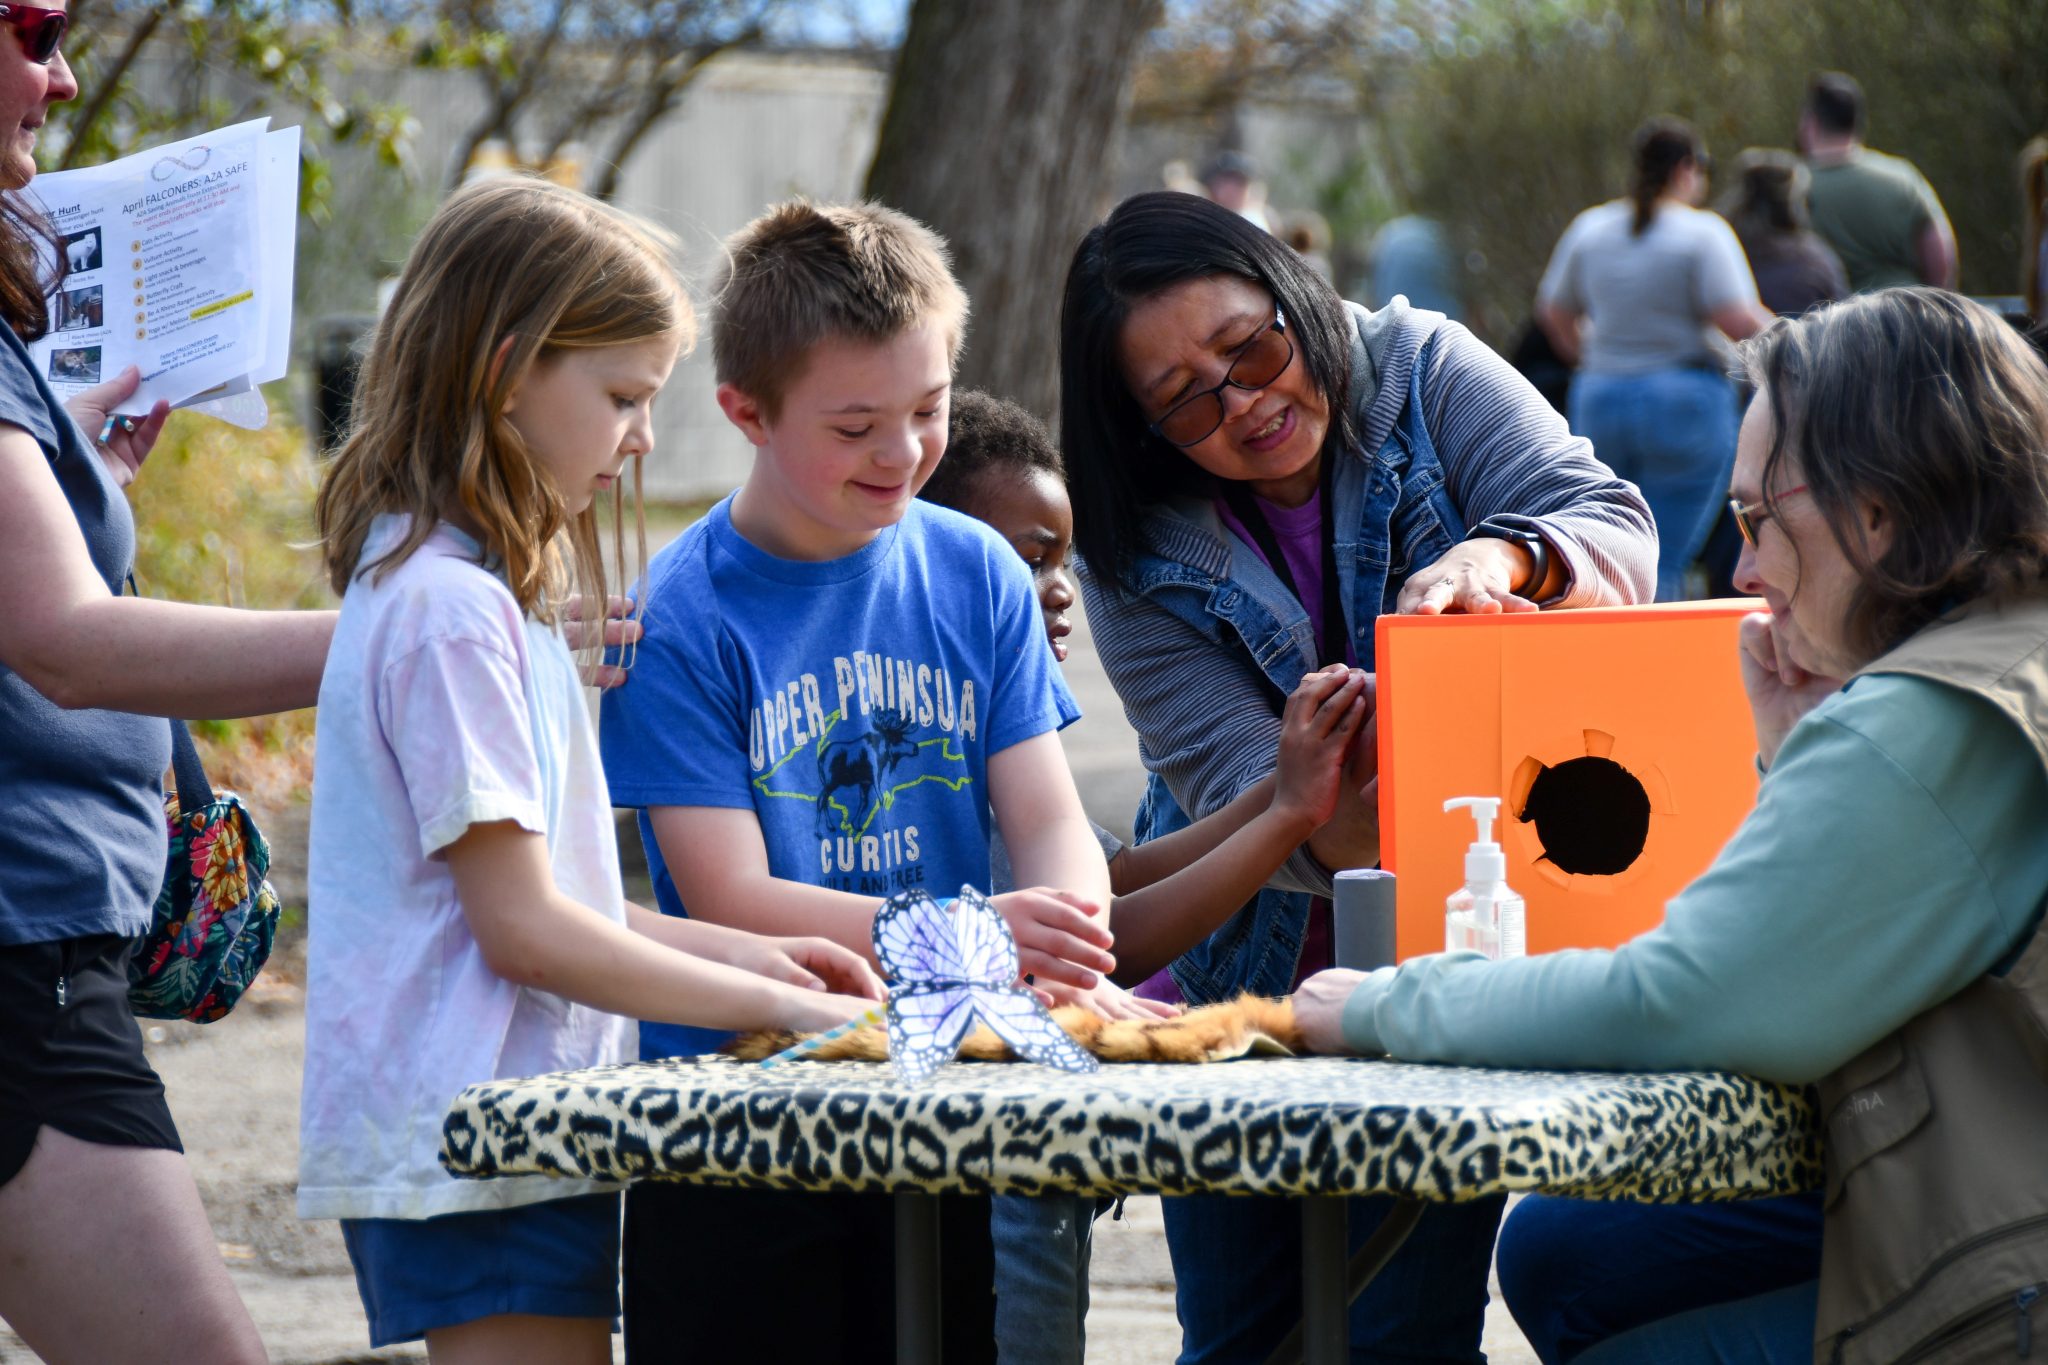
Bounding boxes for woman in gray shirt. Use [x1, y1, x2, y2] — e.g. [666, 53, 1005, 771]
[1537, 117, 1775, 601]
[0, 11, 337, 1359]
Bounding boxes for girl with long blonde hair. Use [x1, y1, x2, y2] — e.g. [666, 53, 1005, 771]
[303, 177, 881, 1365]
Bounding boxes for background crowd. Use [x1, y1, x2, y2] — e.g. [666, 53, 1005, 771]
[1188, 68, 2047, 605]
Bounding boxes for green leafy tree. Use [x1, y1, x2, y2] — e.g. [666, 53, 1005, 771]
[1131, 0, 2048, 336]
[1372, 0, 2048, 333]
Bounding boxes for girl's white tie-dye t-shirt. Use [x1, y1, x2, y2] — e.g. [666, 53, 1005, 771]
[298, 515, 632, 1220]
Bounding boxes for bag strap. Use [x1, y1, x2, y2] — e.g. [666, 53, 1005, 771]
[125, 573, 215, 813]
[168, 717, 214, 813]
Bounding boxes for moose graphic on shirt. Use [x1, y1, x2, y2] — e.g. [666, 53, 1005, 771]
[815, 705, 922, 838]
[747, 650, 979, 895]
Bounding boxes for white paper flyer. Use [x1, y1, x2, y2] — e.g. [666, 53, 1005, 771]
[25, 118, 300, 419]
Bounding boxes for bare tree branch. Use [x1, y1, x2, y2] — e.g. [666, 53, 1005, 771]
[588, 26, 757, 199]
[58, 3, 170, 170]
[534, 42, 643, 168]
[443, 0, 575, 192]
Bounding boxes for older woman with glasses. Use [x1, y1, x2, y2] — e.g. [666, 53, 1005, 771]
[1058, 189, 1656, 1363]
[1294, 288, 2048, 1363]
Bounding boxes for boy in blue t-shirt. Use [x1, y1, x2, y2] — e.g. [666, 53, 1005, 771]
[600, 201, 1134, 1363]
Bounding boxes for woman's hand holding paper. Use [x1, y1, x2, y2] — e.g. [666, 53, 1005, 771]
[66, 364, 170, 490]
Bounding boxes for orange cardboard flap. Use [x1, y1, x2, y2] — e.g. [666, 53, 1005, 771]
[1376, 601, 1763, 961]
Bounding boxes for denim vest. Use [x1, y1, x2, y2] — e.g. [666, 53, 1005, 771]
[1129, 328, 1466, 1002]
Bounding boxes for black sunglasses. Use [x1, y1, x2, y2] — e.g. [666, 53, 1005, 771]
[1147, 307, 1294, 449]
[0, 3, 66, 64]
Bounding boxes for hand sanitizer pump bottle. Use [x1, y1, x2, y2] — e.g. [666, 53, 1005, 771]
[1443, 797, 1525, 960]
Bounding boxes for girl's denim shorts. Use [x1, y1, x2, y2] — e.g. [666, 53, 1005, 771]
[341, 1191, 622, 1346]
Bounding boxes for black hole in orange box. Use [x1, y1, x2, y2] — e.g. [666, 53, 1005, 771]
[1517, 756, 1651, 876]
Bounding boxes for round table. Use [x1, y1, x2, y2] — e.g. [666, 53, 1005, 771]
[443, 1053, 1819, 1362]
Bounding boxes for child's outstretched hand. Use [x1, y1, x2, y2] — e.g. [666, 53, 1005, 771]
[562, 593, 644, 690]
[1034, 976, 1180, 1021]
[1272, 664, 1372, 831]
[732, 934, 887, 1001]
[783, 989, 890, 1036]
[991, 887, 1117, 992]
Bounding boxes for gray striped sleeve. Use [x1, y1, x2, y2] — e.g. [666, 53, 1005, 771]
[1419, 322, 1657, 607]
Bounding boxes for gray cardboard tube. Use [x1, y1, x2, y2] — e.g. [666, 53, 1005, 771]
[1332, 869, 1397, 971]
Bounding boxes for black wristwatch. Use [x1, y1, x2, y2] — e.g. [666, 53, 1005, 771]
[1467, 521, 1551, 600]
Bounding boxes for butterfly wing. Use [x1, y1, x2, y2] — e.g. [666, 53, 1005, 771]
[887, 984, 980, 1086]
[948, 885, 1021, 987]
[970, 986, 1100, 1074]
[875, 886, 1037, 1084]
[872, 890, 965, 984]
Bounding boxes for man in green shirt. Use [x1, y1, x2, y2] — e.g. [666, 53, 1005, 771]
[1798, 71, 1957, 292]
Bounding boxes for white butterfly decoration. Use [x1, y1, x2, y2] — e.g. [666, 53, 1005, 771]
[872, 886, 1101, 1086]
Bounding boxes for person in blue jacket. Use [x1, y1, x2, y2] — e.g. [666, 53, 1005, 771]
[1058, 188, 1657, 1363]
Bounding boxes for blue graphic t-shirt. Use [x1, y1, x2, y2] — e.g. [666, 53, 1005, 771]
[600, 494, 1079, 1059]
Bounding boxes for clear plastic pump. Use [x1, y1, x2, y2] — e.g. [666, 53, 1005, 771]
[1443, 796, 1525, 959]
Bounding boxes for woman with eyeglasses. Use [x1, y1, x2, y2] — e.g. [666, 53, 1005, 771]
[1058, 189, 1655, 1362]
[0, 7, 325, 1360]
[1293, 288, 2048, 1363]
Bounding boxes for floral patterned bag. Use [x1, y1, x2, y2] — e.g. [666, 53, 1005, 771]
[127, 718, 280, 1023]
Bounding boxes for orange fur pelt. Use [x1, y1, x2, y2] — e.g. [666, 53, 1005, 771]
[725, 993, 1303, 1064]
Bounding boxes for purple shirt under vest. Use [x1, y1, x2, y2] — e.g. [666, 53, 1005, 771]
[1129, 490, 1348, 1004]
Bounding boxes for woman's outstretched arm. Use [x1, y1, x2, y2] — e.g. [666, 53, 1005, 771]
[1299, 677, 2046, 1083]
[0, 423, 335, 718]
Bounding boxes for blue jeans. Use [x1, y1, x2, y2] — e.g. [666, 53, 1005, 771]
[1568, 367, 1740, 601]
[990, 1193, 1097, 1364]
[1576, 1284, 1817, 1364]
[1496, 1193, 1824, 1363]
[1161, 1192, 1504, 1363]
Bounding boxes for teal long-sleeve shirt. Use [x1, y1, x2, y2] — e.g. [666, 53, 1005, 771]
[1340, 673, 2048, 1083]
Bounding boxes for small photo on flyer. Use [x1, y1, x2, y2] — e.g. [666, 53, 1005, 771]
[61, 226, 102, 273]
[49, 345, 101, 383]
[56, 284, 102, 331]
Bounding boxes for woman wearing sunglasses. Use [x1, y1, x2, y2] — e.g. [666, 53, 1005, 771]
[0, 7, 325, 1361]
[1294, 288, 2048, 1363]
[1057, 189, 1656, 1362]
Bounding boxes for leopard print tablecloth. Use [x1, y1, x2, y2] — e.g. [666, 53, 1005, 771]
[441, 1054, 1819, 1203]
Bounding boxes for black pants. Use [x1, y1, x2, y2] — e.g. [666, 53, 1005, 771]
[623, 1182, 997, 1364]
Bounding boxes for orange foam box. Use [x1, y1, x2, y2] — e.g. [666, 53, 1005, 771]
[1375, 600, 1764, 961]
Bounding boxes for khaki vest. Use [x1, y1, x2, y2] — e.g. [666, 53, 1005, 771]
[1815, 594, 2048, 1364]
